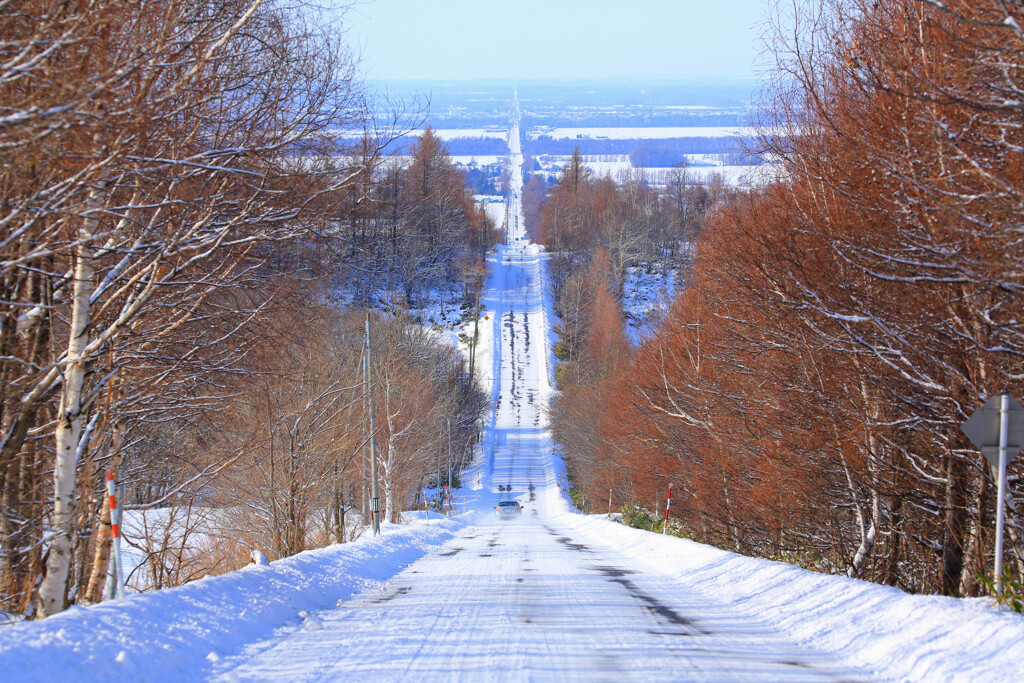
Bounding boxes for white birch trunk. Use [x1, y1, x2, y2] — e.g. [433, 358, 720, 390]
[384, 427, 397, 524]
[848, 380, 883, 578]
[849, 490, 880, 577]
[380, 375, 411, 525]
[38, 191, 99, 617]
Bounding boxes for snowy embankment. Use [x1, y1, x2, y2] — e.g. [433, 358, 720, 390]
[560, 512, 1024, 682]
[621, 264, 679, 344]
[0, 516, 468, 681]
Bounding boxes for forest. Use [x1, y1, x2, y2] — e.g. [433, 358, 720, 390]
[0, 0, 490, 618]
[548, 0, 1024, 599]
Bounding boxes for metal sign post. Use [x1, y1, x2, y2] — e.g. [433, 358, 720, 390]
[961, 393, 1024, 597]
[996, 395, 1010, 596]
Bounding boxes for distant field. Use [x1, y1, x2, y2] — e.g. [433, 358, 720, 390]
[375, 78, 760, 129]
[562, 158, 777, 187]
[528, 126, 756, 140]
[476, 195, 507, 227]
[355, 78, 777, 186]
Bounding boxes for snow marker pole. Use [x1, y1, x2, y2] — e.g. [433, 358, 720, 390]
[106, 467, 126, 599]
[608, 488, 612, 518]
[663, 483, 672, 535]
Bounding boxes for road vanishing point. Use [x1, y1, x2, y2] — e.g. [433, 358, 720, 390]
[211, 106, 869, 683]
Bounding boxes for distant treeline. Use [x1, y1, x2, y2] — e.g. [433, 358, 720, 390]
[373, 135, 761, 162]
[373, 136, 509, 157]
[443, 138, 509, 156]
[425, 111, 750, 130]
[629, 147, 766, 168]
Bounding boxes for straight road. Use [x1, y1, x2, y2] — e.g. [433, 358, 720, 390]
[214, 97, 868, 683]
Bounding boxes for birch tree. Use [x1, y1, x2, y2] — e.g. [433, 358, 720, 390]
[1, 0, 374, 616]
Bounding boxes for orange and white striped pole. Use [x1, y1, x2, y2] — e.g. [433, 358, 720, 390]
[662, 483, 673, 534]
[106, 467, 126, 599]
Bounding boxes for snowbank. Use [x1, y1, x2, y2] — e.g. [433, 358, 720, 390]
[0, 516, 468, 682]
[561, 513, 1024, 682]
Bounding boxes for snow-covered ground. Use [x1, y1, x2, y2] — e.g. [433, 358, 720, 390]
[581, 157, 633, 177]
[0, 104, 1021, 683]
[0, 517, 468, 680]
[527, 126, 757, 140]
[621, 264, 679, 343]
[564, 514, 1024, 682]
[475, 194, 506, 230]
[683, 163, 778, 186]
[452, 155, 503, 167]
[532, 153, 778, 187]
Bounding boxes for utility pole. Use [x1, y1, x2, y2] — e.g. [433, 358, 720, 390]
[437, 424, 442, 513]
[364, 311, 381, 535]
[447, 418, 453, 512]
[469, 287, 481, 379]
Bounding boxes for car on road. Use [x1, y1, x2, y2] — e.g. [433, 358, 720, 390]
[495, 500, 522, 518]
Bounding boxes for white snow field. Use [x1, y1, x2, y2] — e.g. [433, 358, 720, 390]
[0, 108, 1022, 683]
[526, 126, 757, 140]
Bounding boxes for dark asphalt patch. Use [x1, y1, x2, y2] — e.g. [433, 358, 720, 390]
[555, 536, 590, 552]
[368, 586, 412, 604]
[606, 575, 708, 636]
[593, 566, 637, 578]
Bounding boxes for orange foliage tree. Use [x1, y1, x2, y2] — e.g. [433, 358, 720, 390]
[554, 0, 1024, 596]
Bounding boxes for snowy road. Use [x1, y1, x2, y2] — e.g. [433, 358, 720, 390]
[214, 517, 859, 681]
[2, 97, 1020, 683]
[3, 94, 1018, 683]
[210, 110, 868, 682]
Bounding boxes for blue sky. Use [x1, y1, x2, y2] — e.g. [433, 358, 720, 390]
[341, 0, 769, 81]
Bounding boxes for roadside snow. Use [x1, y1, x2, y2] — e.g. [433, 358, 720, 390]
[560, 513, 1024, 682]
[0, 517, 468, 682]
